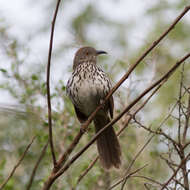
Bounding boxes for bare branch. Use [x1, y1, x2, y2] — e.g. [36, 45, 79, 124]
[144, 183, 151, 190]
[183, 140, 190, 150]
[54, 129, 84, 172]
[179, 151, 189, 189]
[132, 175, 164, 188]
[26, 140, 49, 190]
[177, 64, 185, 145]
[0, 136, 36, 189]
[183, 93, 190, 145]
[108, 164, 148, 190]
[160, 154, 176, 173]
[161, 152, 190, 190]
[133, 118, 180, 155]
[76, 157, 98, 186]
[172, 178, 187, 189]
[46, 0, 61, 166]
[120, 132, 155, 189]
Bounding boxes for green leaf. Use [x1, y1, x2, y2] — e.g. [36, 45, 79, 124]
[0, 68, 7, 73]
[0, 159, 6, 170]
[31, 74, 38, 81]
[62, 85, 66, 91]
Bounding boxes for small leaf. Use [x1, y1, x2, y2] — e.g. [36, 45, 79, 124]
[0, 68, 7, 73]
[62, 85, 66, 91]
[31, 74, 38, 81]
[0, 159, 6, 170]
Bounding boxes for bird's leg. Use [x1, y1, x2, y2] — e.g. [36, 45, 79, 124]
[100, 98, 106, 109]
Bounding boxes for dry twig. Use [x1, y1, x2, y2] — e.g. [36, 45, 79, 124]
[120, 134, 154, 189]
[26, 140, 49, 190]
[161, 152, 190, 190]
[108, 164, 148, 190]
[46, 0, 61, 166]
[0, 136, 36, 190]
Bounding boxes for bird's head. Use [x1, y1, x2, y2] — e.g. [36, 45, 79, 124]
[73, 47, 107, 70]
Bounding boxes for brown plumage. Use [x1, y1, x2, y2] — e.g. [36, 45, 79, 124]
[66, 47, 121, 169]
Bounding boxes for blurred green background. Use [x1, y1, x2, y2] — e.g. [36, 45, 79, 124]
[0, 0, 190, 189]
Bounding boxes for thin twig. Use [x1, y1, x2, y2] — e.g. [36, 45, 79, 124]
[178, 148, 189, 190]
[108, 164, 148, 190]
[161, 152, 190, 190]
[132, 175, 164, 188]
[144, 183, 151, 190]
[133, 118, 180, 154]
[0, 136, 36, 190]
[180, 87, 190, 189]
[120, 131, 155, 189]
[76, 157, 98, 185]
[183, 93, 190, 145]
[178, 64, 185, 145]
[173, 178, 187, 189]
[160, 154, 176, 173]
[144, 183, 162, 190]
[118, 81, 163, 136]
[46, 0, 61, 166]
[26, 140, 49, 190]
[54, 129, 84, 172]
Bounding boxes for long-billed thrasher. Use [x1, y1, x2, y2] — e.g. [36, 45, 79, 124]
[66, 47, 121, 169]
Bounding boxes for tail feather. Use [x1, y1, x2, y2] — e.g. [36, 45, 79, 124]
[94, 114, 121, 170]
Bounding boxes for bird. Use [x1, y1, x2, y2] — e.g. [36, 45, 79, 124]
[66, 46, 121, 170]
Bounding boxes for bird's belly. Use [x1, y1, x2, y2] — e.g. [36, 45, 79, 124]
[76, 80, 103, 115]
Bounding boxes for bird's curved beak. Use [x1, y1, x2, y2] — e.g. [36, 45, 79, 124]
[96, 50, 107, 55]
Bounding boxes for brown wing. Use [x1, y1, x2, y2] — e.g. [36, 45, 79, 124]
[74, 105, 88, 123]
[108, 95, 114, 118]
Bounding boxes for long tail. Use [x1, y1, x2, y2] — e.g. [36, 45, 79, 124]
[94, 113, 121, 170]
